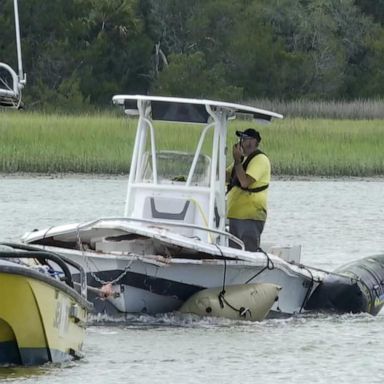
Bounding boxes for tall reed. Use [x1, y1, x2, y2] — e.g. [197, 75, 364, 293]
[0, 111, 134, 173]
[246, 99, 384, 119]
[0, 111, 383, 176]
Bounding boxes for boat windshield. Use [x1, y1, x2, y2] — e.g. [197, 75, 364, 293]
[142, 151, 211, 186]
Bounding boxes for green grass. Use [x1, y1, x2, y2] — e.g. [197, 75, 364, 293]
[246, 99, 384, 119]
[260, 119, 384, 176]
[0, 111, 134, 173]
[0, 111, 383, 176]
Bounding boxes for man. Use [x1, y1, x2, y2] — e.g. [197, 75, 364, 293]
[226, 128, 270, 251]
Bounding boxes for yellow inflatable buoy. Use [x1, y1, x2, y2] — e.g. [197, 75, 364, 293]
[179, 283, 280, 321]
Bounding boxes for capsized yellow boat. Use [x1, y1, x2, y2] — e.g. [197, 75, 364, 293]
[0, 243, 92, 366]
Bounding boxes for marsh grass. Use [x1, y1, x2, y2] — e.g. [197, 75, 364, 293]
[247, 99, 384, 119]
[259, 119, 384, 176]
[0, 112, 134, 173]
[0, 111, 383, 176]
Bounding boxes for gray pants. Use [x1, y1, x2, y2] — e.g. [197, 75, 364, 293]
[229, 218, 265, 252]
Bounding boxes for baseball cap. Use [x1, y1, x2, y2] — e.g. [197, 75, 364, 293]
[235, 128, 261, 142]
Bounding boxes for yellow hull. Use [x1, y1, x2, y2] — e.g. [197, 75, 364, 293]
[0, 271, 88, 365]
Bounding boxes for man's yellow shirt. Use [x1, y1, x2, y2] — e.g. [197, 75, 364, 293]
[227, 153, 270, 221]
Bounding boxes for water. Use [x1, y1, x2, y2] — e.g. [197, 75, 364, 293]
[1, 176, 384, 383]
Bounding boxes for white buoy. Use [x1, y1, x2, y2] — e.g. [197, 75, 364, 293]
[179, 283, 280, 321]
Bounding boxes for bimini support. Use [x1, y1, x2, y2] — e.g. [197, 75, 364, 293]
[0, 0, 26, 108]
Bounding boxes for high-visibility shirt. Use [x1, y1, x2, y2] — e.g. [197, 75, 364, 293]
[227, 153, 270, 221]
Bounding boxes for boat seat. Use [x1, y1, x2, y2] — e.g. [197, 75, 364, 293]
[142, 196, 199, 237]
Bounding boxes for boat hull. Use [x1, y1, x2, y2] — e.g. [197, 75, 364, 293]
[0, 269, 88, 365]
[21, 222, 320, 318]
[63, 250, 315, 318]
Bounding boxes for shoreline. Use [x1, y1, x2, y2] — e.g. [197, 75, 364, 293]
[1, 172, 383, 182]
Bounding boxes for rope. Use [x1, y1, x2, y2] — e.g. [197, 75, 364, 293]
[214, 244, 227, 294]
[42, 226, 54, 241]
[218, 290, 252, 318]
[244, 247, 275, 284]
[298, 263, 358, 282]
[214, 243, 251, 318]
[241, 248, 316, 314]
[298, 264, 315, 313]
[75, 225, 135, 286]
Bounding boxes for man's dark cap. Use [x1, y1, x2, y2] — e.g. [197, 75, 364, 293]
[235, 128, 261, 142]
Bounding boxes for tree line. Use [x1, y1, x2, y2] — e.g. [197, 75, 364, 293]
[1, 0, 384, 111]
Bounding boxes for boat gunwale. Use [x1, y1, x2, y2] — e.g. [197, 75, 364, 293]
[23, 219, 324, 279]
[0, 263, 92, 311]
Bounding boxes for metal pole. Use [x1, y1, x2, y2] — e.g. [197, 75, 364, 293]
[13, 0, 25, 86]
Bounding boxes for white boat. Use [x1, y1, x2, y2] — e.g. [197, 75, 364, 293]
[0, 0, 26, 109]
[22, 95, 325, 318]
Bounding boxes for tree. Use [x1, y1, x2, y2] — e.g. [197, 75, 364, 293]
[2, 0, 384, 109]
[10, 0, 154, 109]
[76, 0, 153, 105]
[262, 0, 378, 99]
[144, 0, 203, 54]
[18, 0, 86, 108]
[345, 27, 384, 98]
[152, 51, 243, 101]
[354, 0, 384, 25]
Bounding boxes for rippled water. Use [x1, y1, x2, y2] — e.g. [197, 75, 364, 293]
[1, 176, 383, 383]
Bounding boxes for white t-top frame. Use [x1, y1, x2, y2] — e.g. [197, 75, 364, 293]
[112, 95, 282, 246]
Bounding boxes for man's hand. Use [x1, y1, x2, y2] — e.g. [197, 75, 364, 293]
[232, 143, 255, 188]
[232, 143, 243, 164]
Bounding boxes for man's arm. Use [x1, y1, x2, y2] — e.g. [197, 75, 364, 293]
[232, 143, 255, 188]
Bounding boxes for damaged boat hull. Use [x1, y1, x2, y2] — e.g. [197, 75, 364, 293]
[23, 221, 320, 318]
